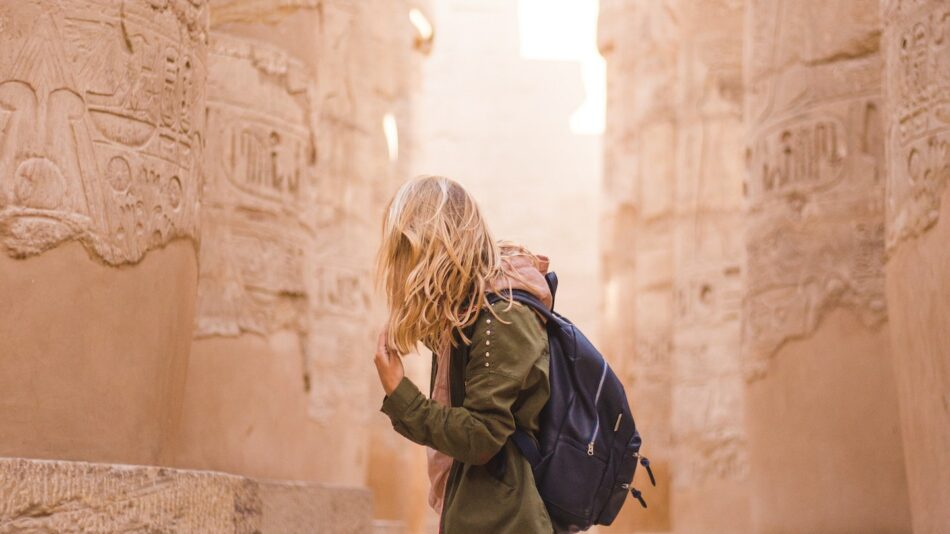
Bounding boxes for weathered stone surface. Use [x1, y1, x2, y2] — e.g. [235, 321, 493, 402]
[882, 0, 950, 251]
[884, 191, 950, 534]
[742, 1, 911, 531]
[178, 0, 419, 494]
[599, 1, 749, 530]
[668, 2, 749, 531]
[881, 0, 950, 531]
[744, 311, 910, 532]
[210, 0, 321, 26]
[0, 0, 206, 468]
[743, 0, 888, 374]
[257, 477, 373, 534]
[598, 2, 676, 529]
[0, 0, 206, 265]
[195, 32, 315, 338]
[0, 241, 196, 466]
[0, 456, 372, 533]
[174, 334, 330, 482]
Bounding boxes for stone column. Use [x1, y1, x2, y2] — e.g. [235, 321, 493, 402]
[601, 1, 750, 531]
[599, 1, 676, 530]
[881, 1, 950, 531]
[0, 0, 206, 465]
[176, 16, 326, 482]
[743, 1, 911, 531]
[669, 2, 749, 532]
[307, 0, 417, 486]
[175, 0, 417, 489]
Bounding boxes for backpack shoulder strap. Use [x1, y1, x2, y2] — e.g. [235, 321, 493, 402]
[486, 290, 558, 324]
[511, 428, 542, 468]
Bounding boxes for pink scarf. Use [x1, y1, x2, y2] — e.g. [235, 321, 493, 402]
[426, 251, 553, 513]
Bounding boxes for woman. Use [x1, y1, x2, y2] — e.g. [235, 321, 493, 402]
[373, 175, 554, 533]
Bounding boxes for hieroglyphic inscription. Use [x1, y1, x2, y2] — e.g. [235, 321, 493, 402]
[748, 118, 848, 199]
[743, 3, 888, 377]
[308, 266, 373, 319]
[0, 457, 373, 533]
[0, 0, 206, 264]
[883, 1, 950, 251]
[666, 0, 749, 495]
[195, 33, 316, 337]
[596, 5, 682, 529]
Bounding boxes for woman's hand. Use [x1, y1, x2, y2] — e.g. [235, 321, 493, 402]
[374, 330, 405, 395]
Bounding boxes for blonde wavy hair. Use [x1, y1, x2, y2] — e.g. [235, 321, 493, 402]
[377, 176, 527, 355]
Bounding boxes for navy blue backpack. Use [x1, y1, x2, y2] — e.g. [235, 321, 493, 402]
[483, 272, 655, 533]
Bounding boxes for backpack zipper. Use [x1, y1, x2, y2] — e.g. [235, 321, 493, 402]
[587, 358, 609, 456]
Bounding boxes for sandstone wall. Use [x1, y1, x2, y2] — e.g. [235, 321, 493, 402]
[0, 456, 372, 533]
[0, 0, 420, 528]
[667, 3, 749, 532]
[175, 0, 419, 489]
[881, 0, 950, 531]
[0, 5, 606, 530]
[598, 1, 748, 531]
[0, 0, 206, 466]
[743, 0, 911, 531]
[599, 2, 676, 528]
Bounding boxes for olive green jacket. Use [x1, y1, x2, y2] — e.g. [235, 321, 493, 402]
[381, 301, 553, 533]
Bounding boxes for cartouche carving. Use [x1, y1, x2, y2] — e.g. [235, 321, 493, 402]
[195, 33, 315, 337]
[743, 0, 888, 377]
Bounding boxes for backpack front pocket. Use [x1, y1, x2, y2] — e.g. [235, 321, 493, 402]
[541, 439, 608, 523]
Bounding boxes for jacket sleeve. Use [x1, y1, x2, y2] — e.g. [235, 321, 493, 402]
[380, 302, 547, 465]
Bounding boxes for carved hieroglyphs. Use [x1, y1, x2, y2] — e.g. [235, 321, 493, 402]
[600, 0, 929, 531]
[743, 0, 888, 376]
[302, 0, 417, 477]
[598, 1, 676, 529]
[3, 0, 941, 531]
[0, 0, 206, 264]
[667, 3, 749, 531]
[180, 0, 418, 495]
[742, 1, 911, 532]
[881, 1, 950, 531]
[883, 0, 950, 250]
[195, 33, 315, 337]
[599, 0, 749, 530]
[0, 0, 207, 468]
[0, 457, 373, 533]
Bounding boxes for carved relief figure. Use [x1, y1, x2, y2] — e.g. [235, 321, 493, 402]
[883, 0, 950, 250]
[0, 0, 206, 264]
[195, 33, 315, 337]
[743, 0, 888, 375]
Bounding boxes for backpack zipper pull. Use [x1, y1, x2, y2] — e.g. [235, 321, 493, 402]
[587, 442, 594, 456]
[630, 487, 647, 508]
[640, 456, 656, 486]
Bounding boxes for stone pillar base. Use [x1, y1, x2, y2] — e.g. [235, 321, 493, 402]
[372, 519, 408, 533]
[0, 457, 372, 533]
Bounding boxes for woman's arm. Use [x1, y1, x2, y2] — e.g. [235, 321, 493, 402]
[378, 302, 547, 465]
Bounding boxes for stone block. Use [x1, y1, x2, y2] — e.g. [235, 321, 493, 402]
[0, 456, 372, 533]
